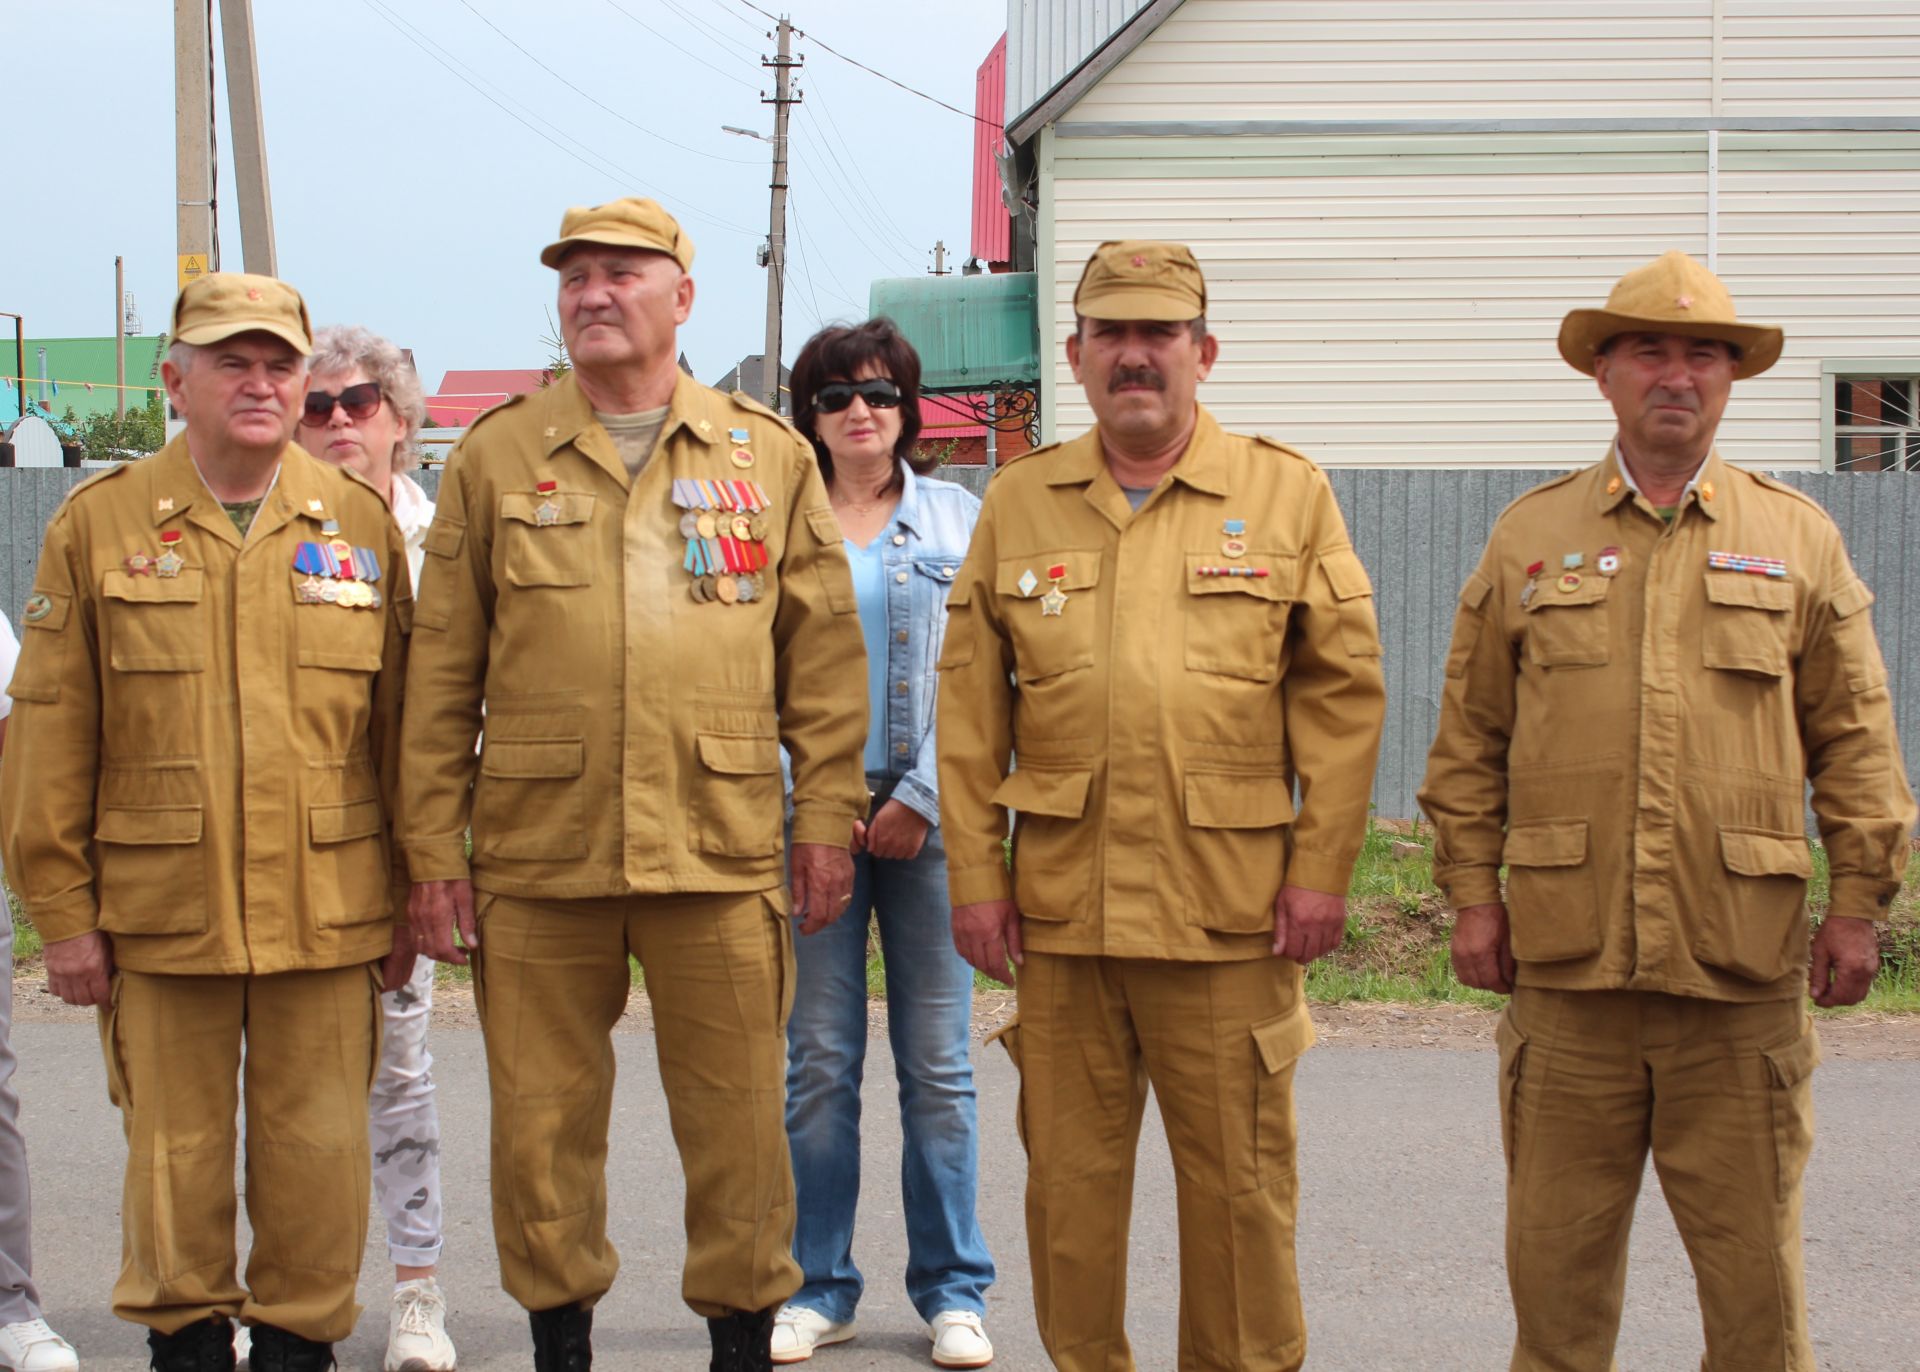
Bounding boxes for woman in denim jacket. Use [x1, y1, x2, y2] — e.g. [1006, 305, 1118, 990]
[775, 320, 994, 1368]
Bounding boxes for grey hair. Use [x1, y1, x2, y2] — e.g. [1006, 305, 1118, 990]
[165, 339, 201, 373]
[306, 324, 428, 475]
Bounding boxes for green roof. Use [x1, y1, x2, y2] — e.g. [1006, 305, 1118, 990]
[2, 337, 167, 424]
[867, 273, 1039, 393]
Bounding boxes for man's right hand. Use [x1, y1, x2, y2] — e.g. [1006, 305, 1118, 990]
[953, 899, 1022, 987]
[44, 930, 114, 1007]
[409, 879, 479, 966]
[1451, 902, 1516, 994]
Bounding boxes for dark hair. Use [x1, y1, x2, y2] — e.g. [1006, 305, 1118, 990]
[790, 317, 930, 492]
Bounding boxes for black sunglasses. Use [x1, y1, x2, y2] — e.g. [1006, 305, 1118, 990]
[814, 378, 902, 413]
[301, 382, 384, 425]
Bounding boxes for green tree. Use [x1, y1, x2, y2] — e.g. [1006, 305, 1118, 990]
[67, 389, 167, 461]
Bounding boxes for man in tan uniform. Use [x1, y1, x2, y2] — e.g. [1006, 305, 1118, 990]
[0, 274, 415, 1372]
[937, 242, 1386, 1372]
[400, 199, 868, 1372]
[1420, 251, 1916, 1372]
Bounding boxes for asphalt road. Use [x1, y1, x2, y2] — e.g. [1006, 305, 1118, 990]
[13, 1017, 1918, 1371]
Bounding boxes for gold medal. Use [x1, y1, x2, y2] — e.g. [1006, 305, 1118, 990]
[696, 512, 719, 540]
[730, 447, 756, 469]
[1558, 573, 1582, 594]
[1221, 538, 1247, 559]
[748, 515, 769, 541]
[730, 515, 753, 541]
[699, 574, 718, 601]
[689, 576, 710, 603]
[715, 574, 740, 605]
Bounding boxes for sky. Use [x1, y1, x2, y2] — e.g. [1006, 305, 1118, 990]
[4, 0, 1008, 397]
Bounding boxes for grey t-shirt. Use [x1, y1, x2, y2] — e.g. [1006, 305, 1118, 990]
[1121, 484, 1154, 512]
[595, 406, 670, 480]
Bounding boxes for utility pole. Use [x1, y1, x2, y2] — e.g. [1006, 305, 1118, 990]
[115, 257, 127, 420]
[219, 0, 277, 275]
[174, 0, 215, 290]
[931, 240, 950, 276]
[760, 17, 801, 413]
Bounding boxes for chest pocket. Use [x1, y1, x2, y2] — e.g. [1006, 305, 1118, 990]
[1523, 575, 1610, 669]
[501, 491, 596, 588]
[1702, 573, 1793, 678]
[102, 569, 206, 672]
[912, 557, 963, 674]
[994, 552, 1100, 684]
[1183, 552, 1294, 682]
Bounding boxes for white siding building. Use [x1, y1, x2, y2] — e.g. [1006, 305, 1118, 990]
[1003, 0, 1920, 469]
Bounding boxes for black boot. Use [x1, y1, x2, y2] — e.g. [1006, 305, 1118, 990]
[529, 1303, 593, 1372]
[147, 1317, 236, 1372]
[706, 1306, 775, 1372]
[246, 1325, 336, 1372]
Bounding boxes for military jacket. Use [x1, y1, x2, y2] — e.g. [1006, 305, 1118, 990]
[936, 406, 1387, 961]
[0, 438, 412, 975]
[399, 370, 868, 899]
[1420, 448, 1915, 1002]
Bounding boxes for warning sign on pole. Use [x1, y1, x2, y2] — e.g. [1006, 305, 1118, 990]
[177, 254, 208, 289]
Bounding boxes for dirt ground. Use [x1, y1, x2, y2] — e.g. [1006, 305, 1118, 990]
[13, 972, 1917, 1059]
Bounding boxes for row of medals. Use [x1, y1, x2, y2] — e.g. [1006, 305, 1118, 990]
[293, 528, 384, 609]
[673, 475, 772, 606]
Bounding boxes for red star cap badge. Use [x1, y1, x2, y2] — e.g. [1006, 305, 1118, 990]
[1131, 254, 1146, 268]
[1675, 295, 1693, 309]
[246, 288, 262, 301]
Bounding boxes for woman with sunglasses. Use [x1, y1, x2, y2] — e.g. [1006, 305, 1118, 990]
[775, 320, 994, 1368]
[290, 325, 458, 1372]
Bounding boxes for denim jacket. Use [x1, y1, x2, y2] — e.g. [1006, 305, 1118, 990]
[783, 465, 981, 827]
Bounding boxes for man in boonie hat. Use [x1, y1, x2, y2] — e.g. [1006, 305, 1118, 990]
[1421, 250, 1914, 1370]
[401, 199, 868, 1371]
[2, 270, 416, 1372]
[938, 240, 1385, 1370]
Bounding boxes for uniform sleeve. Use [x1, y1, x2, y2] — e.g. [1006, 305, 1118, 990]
[935, 495, 1017, 907]
[1280, 473, 1388, 894]
[398, 448, 494, 882]
[0, 510, 105, 941]
[1795, 528, 1917, 921]
[1418, 543, 1519, 910]
[371, 514, 413, 923]
[772, 439, 870, 847]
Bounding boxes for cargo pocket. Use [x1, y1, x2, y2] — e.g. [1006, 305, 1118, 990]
[1252, 1010, 1315, 1186]
[1320, 547, 1382, 659]
[1830, 577, 1888, 694]
[468, 890, 494, 1025]
[1761, 1020, 1821, 1205]
[996, 766, 1095, 923]
[94, 804, 209, 935]
[102, 569, 207, 672]
[996, 552, 1100, 683]
[1702, 573, 1793, 678]
[1523, 575, 1610, 669]
[501, 491, 597, 588]
[474, 734, 589, 862]
[983, 1017, 1028, 1156]
[1495, 1008, 1527, 1182]
[98, 973, 130, 1110]
[763, 887, 796, 1026]
[1183, 769, 1293, 934]
[1692, 827, 1812, 983]
[308, 762, 391, 929]
[689, 732, 784, 857]
[1183, 553, 1293, 681]
[1502, 819, 1600, 962]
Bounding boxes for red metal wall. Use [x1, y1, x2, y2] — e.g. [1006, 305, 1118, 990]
[971, 34, 1011, 266]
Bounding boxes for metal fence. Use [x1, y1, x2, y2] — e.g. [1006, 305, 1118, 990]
[6, 464, 1915, 819]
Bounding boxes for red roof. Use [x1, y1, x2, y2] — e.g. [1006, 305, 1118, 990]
[920, 393, 991, 439]
[424, 369, 548, 426]
[972, 35, 1010, 265]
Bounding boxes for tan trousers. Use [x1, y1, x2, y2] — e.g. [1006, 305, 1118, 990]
[998, 951, 1315, 1372]
[474, 888, 800, 1319]
[1499, 987, 1821, 1372]
[99, 965, 379, 1341]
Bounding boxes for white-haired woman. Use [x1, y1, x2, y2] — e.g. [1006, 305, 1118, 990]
[292, 324, 456, 1372]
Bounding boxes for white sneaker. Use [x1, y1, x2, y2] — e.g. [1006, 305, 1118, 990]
[233, 1323, 249, 1369]
[927, 1310, 992, 1369]
[385, 1279, 457, 1372]
[769, 1305, 855, 1364]
[0, 1319, 79, 1372]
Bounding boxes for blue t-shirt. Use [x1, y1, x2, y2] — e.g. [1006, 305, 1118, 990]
[845, 534, 891, 774]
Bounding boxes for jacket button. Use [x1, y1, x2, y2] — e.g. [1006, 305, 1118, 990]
[941, 567, 954, 577]
[896, 742, 909, 754]
[896, 630, 908, 643]
[892, 534, 907, 545]
[896, 681, 909, 694]
[895, 571, 909, 583]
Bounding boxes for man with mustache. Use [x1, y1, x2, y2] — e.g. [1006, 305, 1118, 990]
[1420, 251, 1915, 1371]
[1, 274, 415, 1372]
[937, 241, 1386, 1370]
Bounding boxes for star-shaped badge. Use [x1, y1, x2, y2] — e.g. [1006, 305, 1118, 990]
[1675, 295, 1694, 309]
[1040, 587, 1068, 616]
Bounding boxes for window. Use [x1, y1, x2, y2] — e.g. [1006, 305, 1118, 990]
[1827, 364, 1920, 471]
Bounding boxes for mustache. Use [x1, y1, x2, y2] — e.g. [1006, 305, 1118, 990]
[1649, 389, 1700, 412]
[1109, 366, 1165, 393]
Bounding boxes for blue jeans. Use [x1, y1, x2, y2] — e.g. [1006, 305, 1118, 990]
[783, 795, 993, 1323]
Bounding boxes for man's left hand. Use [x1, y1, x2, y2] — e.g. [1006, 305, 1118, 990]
[379, 925, 419, 994]
[792, 841, 856, 936]
[1809, 915, 1880, 1008]
[1272, 884, 1349, 964]
[864, 800, 931, 861]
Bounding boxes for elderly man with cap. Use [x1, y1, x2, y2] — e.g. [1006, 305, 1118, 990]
[1419, 250, 1916, 1371]
[937, 242, 1386, 1371]
[0, 273, 415, 1372]
[400, 198, 868, 1372]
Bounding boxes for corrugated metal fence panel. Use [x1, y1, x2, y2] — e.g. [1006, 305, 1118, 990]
[6, 467, 1915, 822]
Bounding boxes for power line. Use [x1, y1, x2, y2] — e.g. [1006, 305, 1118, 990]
[794, 108, 918, 266]
[788, 192, 864, 316]
[729, 3, 999, 127]
[655, 0, 762, 60]
[452, 0, 759, 165]
[698, 0, 768, 37]
[805, 73, 923, 257]
[783, 190, 832, 329]
[599, 0, 759, 90]
[791, 142, 916, 277]
[356, 0, 753, 236]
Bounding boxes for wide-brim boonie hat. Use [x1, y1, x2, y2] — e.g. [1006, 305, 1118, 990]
[540, 197, 695, 271]
[1559, 250, 1781, 380]
[172, 272, 313, 355]
[1073, 240, 1206, 322]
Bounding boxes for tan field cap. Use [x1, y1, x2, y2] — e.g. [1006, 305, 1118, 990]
[541, 197, 695, 271]
[1559, 250, 1782, 380]
[171, 273, 313, 355]
[1073, 240, 1207, 322]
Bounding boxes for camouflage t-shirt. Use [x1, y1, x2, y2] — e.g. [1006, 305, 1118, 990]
[221, 497, 265, 538]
